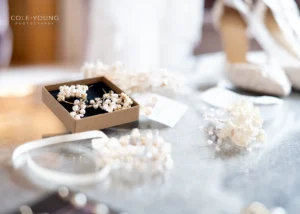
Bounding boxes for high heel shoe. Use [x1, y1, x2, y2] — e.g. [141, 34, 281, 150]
[212, 0, 291, 96]
[252, 0, 300, 90]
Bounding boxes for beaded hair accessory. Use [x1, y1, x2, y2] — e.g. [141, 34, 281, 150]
[57, 85, 133, 120]
[200, 100, 266, 151]
[92, 128, 173, 174]
[82, 61, 183, 95]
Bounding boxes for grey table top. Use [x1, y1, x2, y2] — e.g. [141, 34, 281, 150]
[1, 53, 300, 214]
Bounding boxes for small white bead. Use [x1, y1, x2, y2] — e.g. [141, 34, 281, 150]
[58, 187, 69, 198]
[80, 109, 86, 114]
[74, 100, 80, 105]
[75, 115, 81, 120]
[90, 100, 95, 104]
[70, 112, 76, 117]
[72, 105, 79, 111]
[103, 104, 108, 109]
[93, 203, 109, 214]
[71, 193, 87, 208]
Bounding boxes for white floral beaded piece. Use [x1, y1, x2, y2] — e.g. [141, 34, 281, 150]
[69, 99, 87, 120]
[82, 60, 183, 95]
[90, 90, 134, 113]
[57, 85, 88, 102]
[56, 84, 133, 120]
[90, 98, 102, 110]
[200, 100, 266, 151]
[92, 128, 173, 174]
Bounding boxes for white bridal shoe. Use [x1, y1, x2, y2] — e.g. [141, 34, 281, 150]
[212, 0, 292, 96]
[252, 0, 300, 90]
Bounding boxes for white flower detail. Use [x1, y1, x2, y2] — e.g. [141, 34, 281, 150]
[81, 60, 183, 95]
[57, 85, 88, 102]
[92, 129, 173, 174]
[201, 100, 266, 150]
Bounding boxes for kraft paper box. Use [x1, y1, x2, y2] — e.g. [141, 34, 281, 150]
[42, 76, 139, 133]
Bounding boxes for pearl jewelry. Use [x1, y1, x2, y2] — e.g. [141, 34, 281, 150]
[75, 115, 81, 120]
[93, 204, 109, 214]
[58, 84, 133, 119]
[57, 85, 88, 102]
[71, 193, 87, 208]
[100, 90, 133, 112]
[92, 128, 173, 174]
[70, 112, 76, 118]
[72, 105, 79, 111]
[82, 60, 183, 95]
[200, 101, 266, 151]
[58, 187, 69, 198]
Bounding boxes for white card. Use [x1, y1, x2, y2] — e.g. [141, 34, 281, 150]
[200, 87, 283, 121]
[201, 87, 282, 108]
[133, 93, 188, 127]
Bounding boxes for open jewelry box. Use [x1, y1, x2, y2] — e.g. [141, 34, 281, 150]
[42, 76, 139, 133]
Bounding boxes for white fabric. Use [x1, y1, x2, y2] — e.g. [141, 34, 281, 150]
[86, 0, 204, 70]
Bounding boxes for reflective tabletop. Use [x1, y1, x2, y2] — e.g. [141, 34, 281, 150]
[1, 53, 300, 213]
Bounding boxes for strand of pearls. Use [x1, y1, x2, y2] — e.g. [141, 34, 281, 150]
[92, 129, 173, 174]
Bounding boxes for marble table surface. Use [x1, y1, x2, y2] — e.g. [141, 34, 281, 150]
[1, 53, 300, 214]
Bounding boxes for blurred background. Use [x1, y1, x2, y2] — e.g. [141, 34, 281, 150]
[2, 0, 263, 68]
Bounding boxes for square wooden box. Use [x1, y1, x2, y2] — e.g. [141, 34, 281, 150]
[42, 76, 139, 133]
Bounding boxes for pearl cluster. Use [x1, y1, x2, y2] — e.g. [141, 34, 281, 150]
[57, 85, 88, 102]
[70, 100, 87, 120]
[92, 129, 173, 174]
[82, 60, 183, 95]
[140, 96, 158, 116]
[200, 100, 266, 151]
[57, 84, 133, 120]
[90, 90, 133, 113]
[243, 202, 286, 214]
